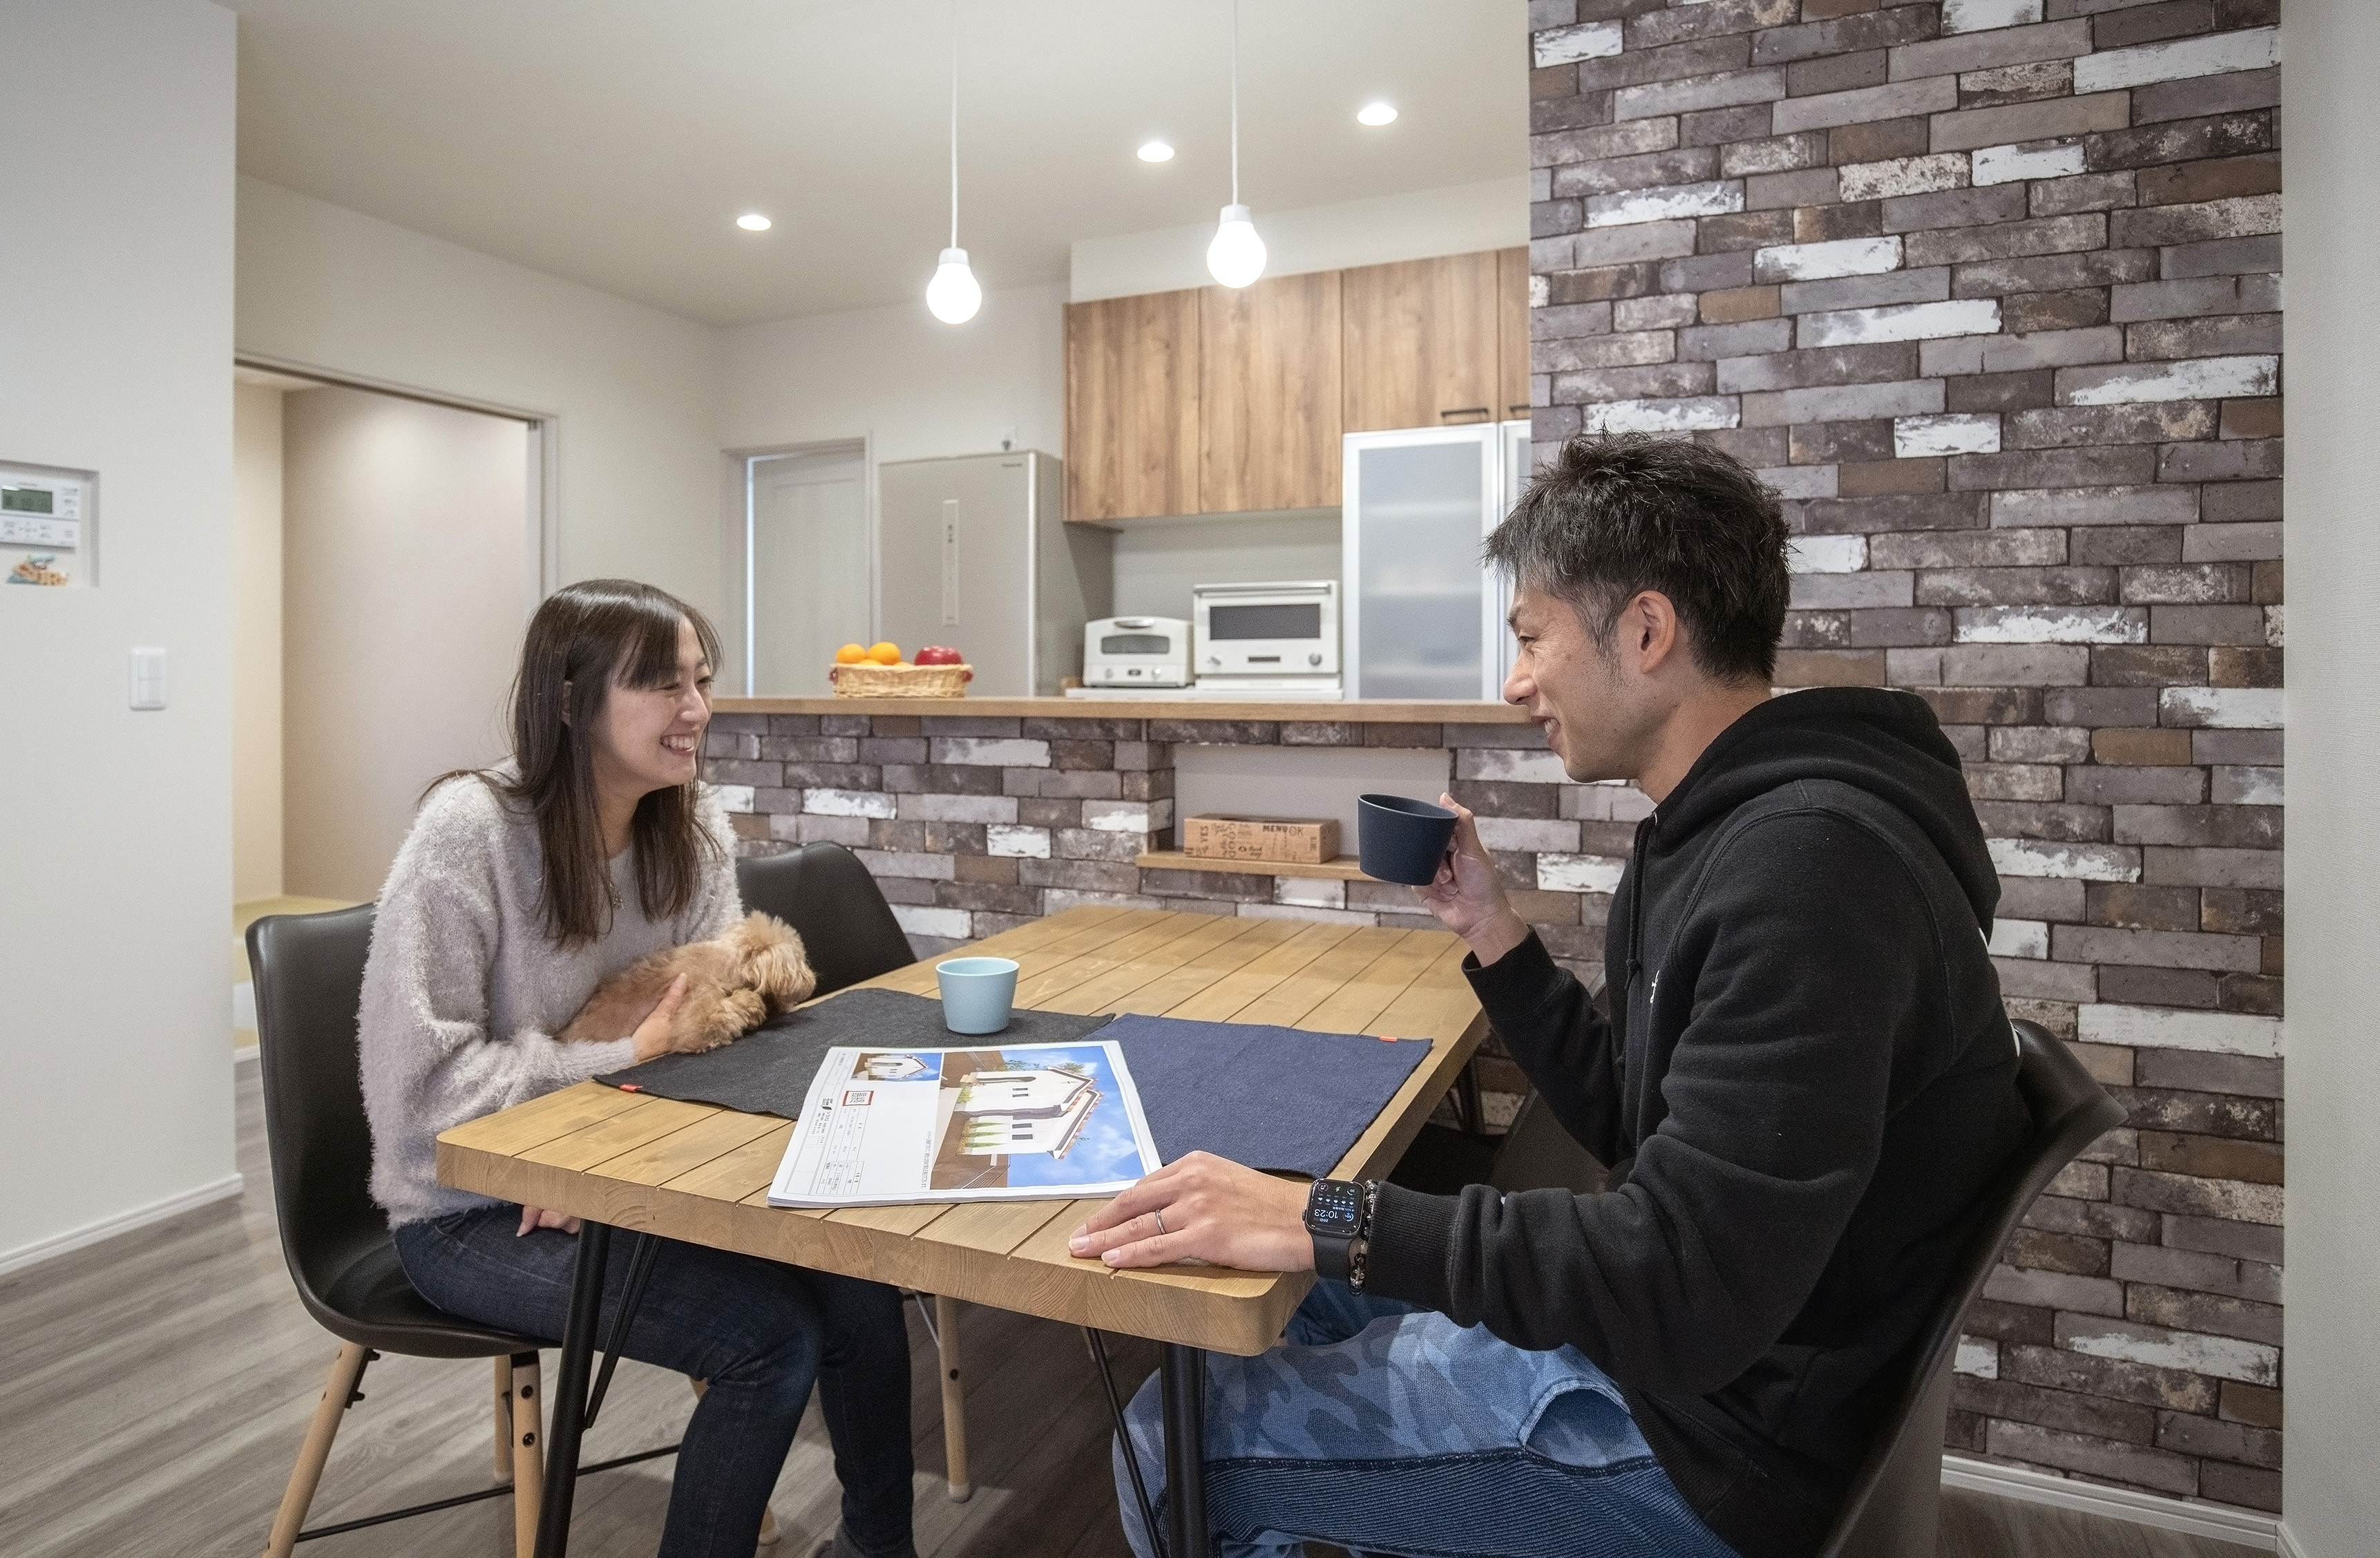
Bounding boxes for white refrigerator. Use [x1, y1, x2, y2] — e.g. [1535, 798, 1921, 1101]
[1342, 420, 1532, 701]
[878, 451, 1113, 696]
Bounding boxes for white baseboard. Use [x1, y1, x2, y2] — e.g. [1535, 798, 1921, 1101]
[1944, 1454, 2279, 1551]
[233, 1043, 259, 1065]
[2276, 1519, 2312, 1558]
[0, 1172, 246, 1278]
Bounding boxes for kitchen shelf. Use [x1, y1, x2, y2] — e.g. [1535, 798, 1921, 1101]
[1134, 850, 1374, 882]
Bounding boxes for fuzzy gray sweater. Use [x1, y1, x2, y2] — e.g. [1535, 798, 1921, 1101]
[359, 772, 742, 1226]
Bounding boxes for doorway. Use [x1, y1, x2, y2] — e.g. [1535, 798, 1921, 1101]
[745, 443, 869, 695]
[231, 365, 543, 1049]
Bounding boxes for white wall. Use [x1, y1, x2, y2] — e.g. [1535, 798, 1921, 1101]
[281, 386, 532, 902]
[0, 0, 238, 1269]
[2279, 2, 2379, 1550]
[721, 281, 1067, 464]
[1111, 511, 1342, 623]
[1070, 175, 1530, 302]
[232, 381, 285, 904]
[717, 281, 1067, 681]
[236, 176, 725, 623]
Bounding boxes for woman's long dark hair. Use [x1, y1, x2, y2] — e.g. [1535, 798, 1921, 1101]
[439, 579, 725, 947]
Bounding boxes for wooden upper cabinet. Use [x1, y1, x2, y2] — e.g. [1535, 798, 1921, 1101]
[1496, 247, 1533, 424]
[1064, 289, 1201, 522]
[1199, 272, 1343, 513]
[1340, 251, 1502, 435]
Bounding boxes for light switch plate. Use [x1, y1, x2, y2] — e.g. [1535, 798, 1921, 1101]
[128, 647, 165, 710]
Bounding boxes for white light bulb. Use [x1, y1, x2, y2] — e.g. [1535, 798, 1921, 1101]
[736, 212, 772, 231]
[1138, 140, 1174, 163]
[926, 247, 982, 323]
[1206, 204, 1266, 289]
[1357, 102, 1398, 126]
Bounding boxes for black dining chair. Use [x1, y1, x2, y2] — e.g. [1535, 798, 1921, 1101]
[249, 904, 553, 1557]
[1817, 1019, 2125, 1557]
[249, 906, 713, 1557]
[734, 840, 915, 1000]
[1478, 1016, 2122, 1556]
[735, 842, 989, 1501]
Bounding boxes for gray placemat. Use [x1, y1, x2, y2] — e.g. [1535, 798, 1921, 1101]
[595, 987, 1110, 1119]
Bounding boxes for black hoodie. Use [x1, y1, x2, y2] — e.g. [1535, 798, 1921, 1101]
[1364, 688, 2029, 1558]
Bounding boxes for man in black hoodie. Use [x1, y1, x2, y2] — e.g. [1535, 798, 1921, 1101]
[1075, 435, 2030, 1558]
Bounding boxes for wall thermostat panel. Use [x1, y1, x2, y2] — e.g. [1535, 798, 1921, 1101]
[1, 462, 96, 589]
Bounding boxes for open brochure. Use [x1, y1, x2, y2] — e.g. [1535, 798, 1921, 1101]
[767, 1040, 1162, 1208]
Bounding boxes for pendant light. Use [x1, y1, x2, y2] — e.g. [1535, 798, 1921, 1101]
[1206, 0, 1266, 289]
[925, 3, 981, 324]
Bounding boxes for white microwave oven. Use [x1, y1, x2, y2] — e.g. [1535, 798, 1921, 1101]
[1081, 616, 1190, 687]
[1192, 580, 1340, 687]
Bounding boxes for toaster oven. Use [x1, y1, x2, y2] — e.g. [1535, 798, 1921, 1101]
[1192, 580, 1340, 693]
[1080, 616, 1190, 688]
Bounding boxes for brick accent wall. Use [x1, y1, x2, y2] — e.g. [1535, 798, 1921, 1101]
[708, 710, 1655, 1123]
[1527, 0, 2282, 1512]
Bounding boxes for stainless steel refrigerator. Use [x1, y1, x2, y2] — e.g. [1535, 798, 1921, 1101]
[1341, 420, 1532, 701]
[877, 450, 1113, 696]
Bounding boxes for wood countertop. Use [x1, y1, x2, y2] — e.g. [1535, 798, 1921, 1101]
[714, 694, 1530, 723]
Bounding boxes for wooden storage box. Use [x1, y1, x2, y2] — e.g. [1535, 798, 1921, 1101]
[1181, 814, 1341, 866]
[828, 662, 972, 698]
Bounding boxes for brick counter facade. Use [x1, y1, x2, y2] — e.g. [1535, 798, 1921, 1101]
[1527, 0, 2283, 1513]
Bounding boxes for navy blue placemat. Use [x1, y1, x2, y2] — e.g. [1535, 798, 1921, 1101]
[1100, 1013, 1432, 1179]
[597, 989, 1434, 1180]
[594, 987, 1110, 1117]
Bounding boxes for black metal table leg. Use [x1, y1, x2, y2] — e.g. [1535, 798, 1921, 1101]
[1159, 1342, 1208, 1557]
[535, 1220, 611, 1558]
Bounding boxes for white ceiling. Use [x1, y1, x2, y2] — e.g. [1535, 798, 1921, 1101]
[227, 1, 1528, 327]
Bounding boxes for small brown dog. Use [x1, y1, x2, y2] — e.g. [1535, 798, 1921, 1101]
[558, 911, 816, 1054]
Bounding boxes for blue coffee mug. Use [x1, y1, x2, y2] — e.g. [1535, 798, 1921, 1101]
[936, 956, 1021, 1035]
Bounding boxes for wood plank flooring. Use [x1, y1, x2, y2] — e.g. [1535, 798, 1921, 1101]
[0, 1065, 2256, 1558]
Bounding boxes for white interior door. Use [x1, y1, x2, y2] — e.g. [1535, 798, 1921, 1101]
[751, 448, 868, 695]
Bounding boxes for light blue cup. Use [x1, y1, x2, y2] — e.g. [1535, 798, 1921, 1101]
[936, 956, 1020, 1034]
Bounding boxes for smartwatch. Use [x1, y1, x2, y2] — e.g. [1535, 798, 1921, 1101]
[1304, 1178, 1371, 1284]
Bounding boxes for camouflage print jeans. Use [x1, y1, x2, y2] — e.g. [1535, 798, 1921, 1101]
[1112, 1282, 1740, 1558]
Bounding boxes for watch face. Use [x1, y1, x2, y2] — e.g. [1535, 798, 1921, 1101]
[1306, 1179, 1364, 1235]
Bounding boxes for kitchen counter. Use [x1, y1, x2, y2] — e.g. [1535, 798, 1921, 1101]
[714, 694, 1531, 723]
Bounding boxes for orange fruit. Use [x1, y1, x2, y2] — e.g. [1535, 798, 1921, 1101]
[868, 641, 902, 665]
[835, 643, 867, 665]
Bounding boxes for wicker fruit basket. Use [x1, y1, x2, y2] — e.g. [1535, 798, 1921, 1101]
[828, 661, 973, 698]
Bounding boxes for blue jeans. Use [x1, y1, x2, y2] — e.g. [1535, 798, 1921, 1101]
[394, 1205, 914, 1558]
[1114, 1282, 1739, 1558]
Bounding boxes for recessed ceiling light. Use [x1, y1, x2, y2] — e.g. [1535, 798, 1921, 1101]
[1137, 140, 1174, 163]
[1358, 102, 1398, 126]
[736, 213, 772, 231]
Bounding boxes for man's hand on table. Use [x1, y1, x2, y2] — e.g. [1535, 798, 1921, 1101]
[1069, 1152, 1315, 1271]
[1414, 793, 1532, 967]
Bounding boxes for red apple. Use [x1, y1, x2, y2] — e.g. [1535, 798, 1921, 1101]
[915, 645, 964, 665]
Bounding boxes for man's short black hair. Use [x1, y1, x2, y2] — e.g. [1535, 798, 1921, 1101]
[1486, 433, 1790, 684]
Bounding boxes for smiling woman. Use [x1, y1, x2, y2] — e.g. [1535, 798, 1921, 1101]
[357, 577, 921, 1557]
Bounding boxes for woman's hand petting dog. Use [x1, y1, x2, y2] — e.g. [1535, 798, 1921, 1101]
[629, 973, 690, 1063]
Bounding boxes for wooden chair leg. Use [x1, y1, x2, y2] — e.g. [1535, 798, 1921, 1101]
[494, 1356, 515, 1480]
[263, 1341, 370, 1558]
[936, 1294, 972, 1502]
[508, 1351, 544, 1558]
[689, 1378, 779, 1543]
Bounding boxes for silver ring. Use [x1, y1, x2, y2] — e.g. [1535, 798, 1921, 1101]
[1152, 1209, 1168, 1235]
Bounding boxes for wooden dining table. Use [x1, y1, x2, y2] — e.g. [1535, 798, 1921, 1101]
[437, 903, 1489, 1557]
